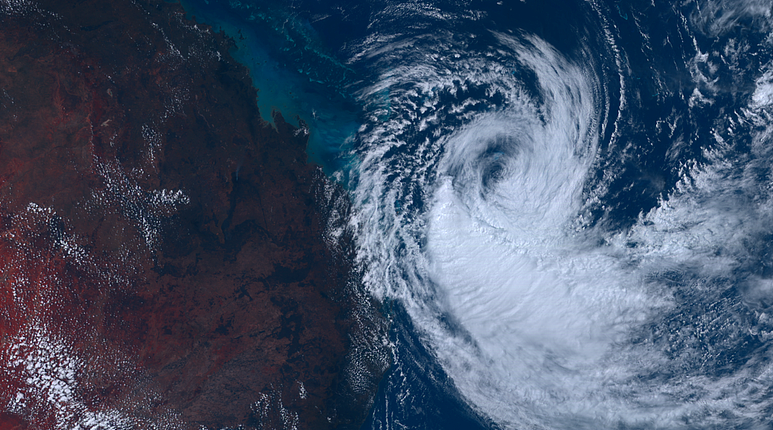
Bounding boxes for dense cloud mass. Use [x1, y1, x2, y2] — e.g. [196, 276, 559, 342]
[346, 0, 773, 428]
[3, 0, 773, 428]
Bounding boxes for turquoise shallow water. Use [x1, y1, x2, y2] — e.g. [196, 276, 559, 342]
[171, 2, 493, 428]
[175, 1, 773, 428]
[178, 0, 360, 178]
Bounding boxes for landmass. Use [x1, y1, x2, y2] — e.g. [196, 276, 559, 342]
[0, 0, 386, 428]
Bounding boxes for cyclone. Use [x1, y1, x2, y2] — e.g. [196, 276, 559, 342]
[341, 0, 773, 428]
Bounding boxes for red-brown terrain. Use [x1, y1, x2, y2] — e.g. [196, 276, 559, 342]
[0, 1, 385, 428]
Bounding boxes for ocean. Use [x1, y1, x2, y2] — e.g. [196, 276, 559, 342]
[178, 0, 773, 428]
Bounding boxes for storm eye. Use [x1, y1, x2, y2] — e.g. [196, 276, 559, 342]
[481, 159, 506, 190]
[478, 138, 512, 190]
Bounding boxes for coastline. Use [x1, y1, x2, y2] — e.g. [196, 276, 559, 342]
[0, 0, 386, 428]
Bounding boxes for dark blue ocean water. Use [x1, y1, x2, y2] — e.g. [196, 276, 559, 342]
[176, 1, 500, 426]
[177, 0, 773, 428]
[179, 0, 364, 177]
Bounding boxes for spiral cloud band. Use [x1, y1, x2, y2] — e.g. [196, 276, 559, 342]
[346, 0, 773, 428]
